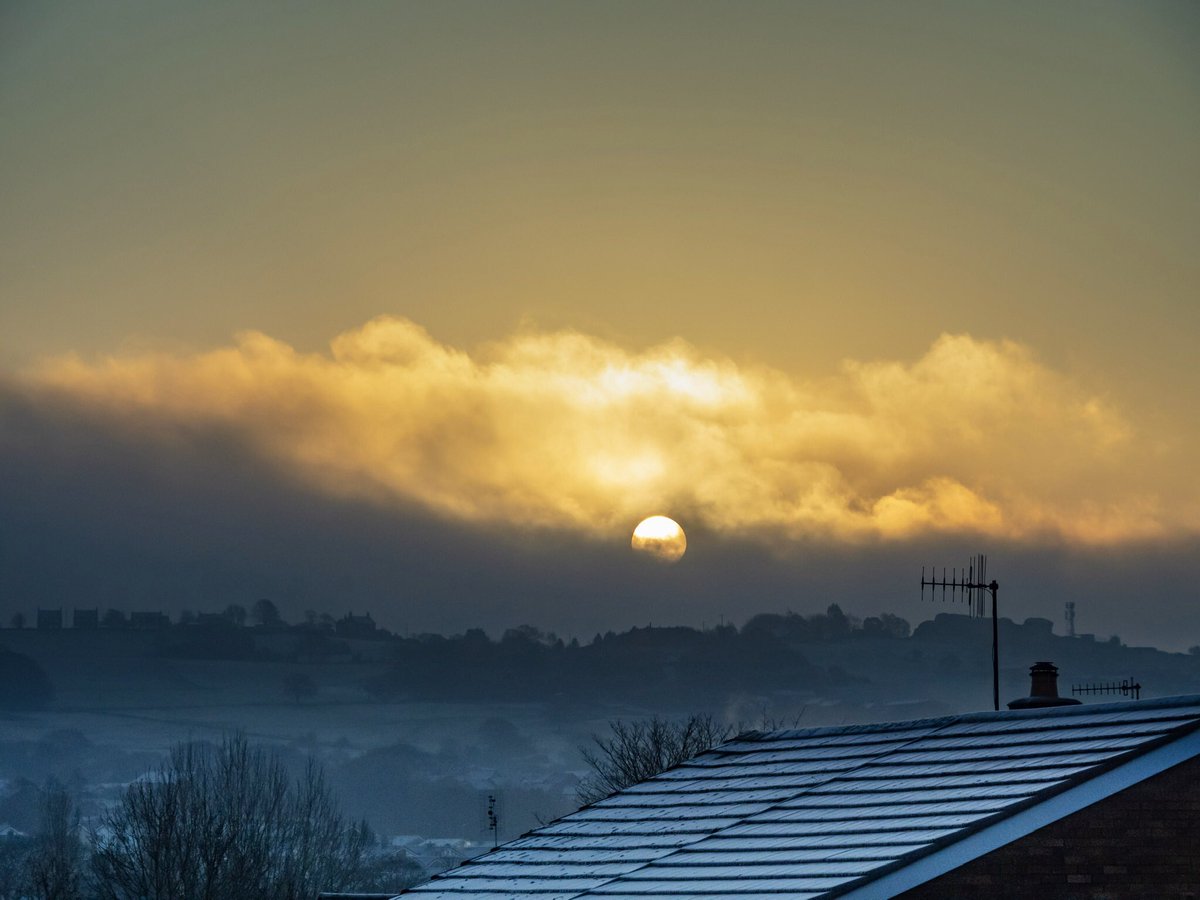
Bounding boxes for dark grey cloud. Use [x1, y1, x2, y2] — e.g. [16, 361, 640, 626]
[1, 382, 1196, 651]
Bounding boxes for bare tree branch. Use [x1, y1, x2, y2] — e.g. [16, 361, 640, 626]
[91, 735, 371, 900]
[26, 779, 84, 900]
[577, 714, 732, 806]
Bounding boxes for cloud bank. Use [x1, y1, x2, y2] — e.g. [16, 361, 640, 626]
[23, 317, 1190, 546]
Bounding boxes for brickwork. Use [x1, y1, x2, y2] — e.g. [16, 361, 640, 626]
[898, 755, 1200, 899]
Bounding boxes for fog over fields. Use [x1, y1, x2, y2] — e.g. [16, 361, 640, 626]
[3, 606, 1197, 863]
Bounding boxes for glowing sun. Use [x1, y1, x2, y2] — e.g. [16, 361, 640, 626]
[631, 515, 687, 563]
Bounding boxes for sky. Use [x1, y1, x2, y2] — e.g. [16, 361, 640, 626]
[2, 2, 1198, 649]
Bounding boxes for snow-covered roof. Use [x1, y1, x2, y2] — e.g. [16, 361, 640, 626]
[401, 694, 1200, 899]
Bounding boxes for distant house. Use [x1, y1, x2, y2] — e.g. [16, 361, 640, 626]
[399, 693, 1200, 898]
[73, 608, 99, 629]
[335, 611, 378, 639]
[36, 608, 63, 630]
[129, 611, 171, 630]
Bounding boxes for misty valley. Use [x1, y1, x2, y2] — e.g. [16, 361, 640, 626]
[3, 602, 1199, 894]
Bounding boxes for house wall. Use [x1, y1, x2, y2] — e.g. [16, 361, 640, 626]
[898, 755, 1200, 900]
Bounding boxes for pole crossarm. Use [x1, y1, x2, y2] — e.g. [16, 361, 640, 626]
[919, 560, 1001, 711]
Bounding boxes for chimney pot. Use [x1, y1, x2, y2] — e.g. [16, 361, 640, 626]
[1007, 660, 1082, 710]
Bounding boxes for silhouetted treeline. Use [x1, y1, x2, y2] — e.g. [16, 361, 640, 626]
[363, 605, 889, 705]
[743, 606, 911, 642]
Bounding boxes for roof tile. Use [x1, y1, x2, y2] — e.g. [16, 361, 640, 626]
[403, 695, 1200, 898]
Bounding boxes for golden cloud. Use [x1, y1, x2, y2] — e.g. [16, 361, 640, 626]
[25, 317, 1191, 545]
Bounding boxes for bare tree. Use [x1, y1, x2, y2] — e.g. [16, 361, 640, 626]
[0, 839, 31, 900]
[252, 599, 283, 628]
[91, 736, 371, 900]
[577, 714, 732, 805]
[222, 604, 248, 626]
[283, 672, 318, 705]
[350, 844, 426, 894]
[26, 779, 84, 900]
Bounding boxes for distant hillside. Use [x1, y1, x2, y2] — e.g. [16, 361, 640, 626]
[2, 606, 1198, 849]
[4, 606, 1196, 723]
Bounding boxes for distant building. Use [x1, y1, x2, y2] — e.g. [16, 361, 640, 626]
[129, 611, 171, 630]
[335, 611, 378, 638]
[400, 693, 1200, 898]
[73, 608, 99, 629]
[36, 608, 63, 630]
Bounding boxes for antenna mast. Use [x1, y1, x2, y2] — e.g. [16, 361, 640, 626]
[921, 554, 1001, 711]
[487, 794, 499, 849]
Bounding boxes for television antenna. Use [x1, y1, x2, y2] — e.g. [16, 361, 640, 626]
[1072, 678, 1141, 701]
[921, 554, 1000, 711]
[487, 794, 499, 849]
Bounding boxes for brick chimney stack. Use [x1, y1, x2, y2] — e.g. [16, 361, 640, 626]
[1007, 661, 1082, 710]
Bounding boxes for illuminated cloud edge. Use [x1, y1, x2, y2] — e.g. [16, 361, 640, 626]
[22, 316, 1189, 546]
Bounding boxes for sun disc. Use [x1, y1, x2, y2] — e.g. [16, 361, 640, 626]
[631, 515, 687, 563]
